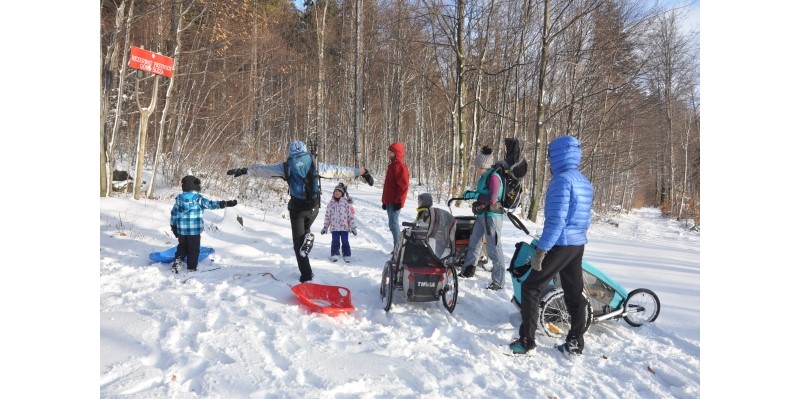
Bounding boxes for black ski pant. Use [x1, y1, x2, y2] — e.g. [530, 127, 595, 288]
[518, 245, 587, 348]
[175, 234, 202, 270]
[290, 207, 319, 279]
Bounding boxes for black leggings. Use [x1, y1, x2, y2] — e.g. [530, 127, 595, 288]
[518, 245, 587, 343]
[290, 207, 319, 279]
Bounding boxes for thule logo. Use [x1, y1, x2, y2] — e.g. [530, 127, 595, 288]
[418, 282, 436, 287]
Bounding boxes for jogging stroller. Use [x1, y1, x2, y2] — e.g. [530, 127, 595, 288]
[508, 240, 661, 338]
[447, 197, 488, 271]
[380, 207, 459, 313]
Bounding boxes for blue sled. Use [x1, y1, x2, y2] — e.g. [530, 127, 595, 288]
[149, 246, 215, 263]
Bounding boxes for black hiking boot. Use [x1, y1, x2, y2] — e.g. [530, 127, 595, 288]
[459, 265, 476, 278]
[557, 336, 583, 357]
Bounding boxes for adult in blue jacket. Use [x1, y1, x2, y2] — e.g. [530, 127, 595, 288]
[510, 135, 594, 356]
[227, 140, 374, 283]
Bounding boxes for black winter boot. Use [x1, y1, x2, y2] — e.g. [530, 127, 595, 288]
[459, 265, 476, 278]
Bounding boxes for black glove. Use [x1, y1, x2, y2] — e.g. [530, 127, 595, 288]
[227, 168, 248, 177]
[393, 203, 402, 209]
[382, 204, 387, 210]
[226, 199, 238, 207]
[361, 169, 374, 186]
[532, 248, 547, 271]
[351, 227, 358, 236]
[321, 227, 328, 235]
[171, 225, 179, 238]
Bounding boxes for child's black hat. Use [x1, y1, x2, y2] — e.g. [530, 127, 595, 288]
[181, 175, 201, 192]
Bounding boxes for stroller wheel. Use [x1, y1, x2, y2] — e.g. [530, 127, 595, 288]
[538, 288, 592, 338]
[623, 288, 660, 326]
[380, 262, 395, 312]
[441, 263, 459, 313]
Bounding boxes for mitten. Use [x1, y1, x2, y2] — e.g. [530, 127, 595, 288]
[463, 190, 478, 199]
[361, 169, 374, 186]
[227, 168, 248, 177]
[350, 227, 358, 236]
[532, 248, 547, 271]
[226, 199, 238, 207]
[382, 204, 387, 210]
[171, 225, 179, 238]
[321, 227, 328, 235]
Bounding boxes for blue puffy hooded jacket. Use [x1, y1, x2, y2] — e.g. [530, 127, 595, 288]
[536, 135, 594, 251]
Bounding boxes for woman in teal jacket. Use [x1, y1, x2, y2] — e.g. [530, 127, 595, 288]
[459, 145, 506, 291]
[510, 135, 594, 356]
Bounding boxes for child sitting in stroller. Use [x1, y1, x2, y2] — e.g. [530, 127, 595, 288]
[381, 195, 460, 313]
[414, 193, 434, 227]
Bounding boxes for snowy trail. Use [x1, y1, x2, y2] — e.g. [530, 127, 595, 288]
[100, 180, 700, 398]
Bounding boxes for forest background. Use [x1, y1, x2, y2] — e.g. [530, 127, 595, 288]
[99, 0, 700, 227]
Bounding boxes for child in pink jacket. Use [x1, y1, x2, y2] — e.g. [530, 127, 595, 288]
[321, 183, 357, 263]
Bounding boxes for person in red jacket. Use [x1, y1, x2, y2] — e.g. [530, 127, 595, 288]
[381, 142, 410, 248]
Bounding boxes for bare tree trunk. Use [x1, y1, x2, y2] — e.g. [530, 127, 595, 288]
[133, 74, 161, 200]
[148, 0, 172, 198]
[314, 1, 329, 153]
[100, 50, 109, 197]
[456, 0, 468, 196]
[101, 0, 133, 197]
[469, 0, 496, 180]
[353, 0, 363, 165]
[527, 0, 550, 222]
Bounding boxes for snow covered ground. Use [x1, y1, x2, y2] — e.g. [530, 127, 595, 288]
[93, 179, 700, 398]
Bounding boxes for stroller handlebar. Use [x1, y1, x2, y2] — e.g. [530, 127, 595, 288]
[447, 197, 469, 207]
[447, 197, 532, 236]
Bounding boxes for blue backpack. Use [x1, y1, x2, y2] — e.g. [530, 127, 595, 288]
[284, 151, 320, 205]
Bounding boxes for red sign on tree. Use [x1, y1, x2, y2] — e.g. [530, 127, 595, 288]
[128, 46, 174, 78]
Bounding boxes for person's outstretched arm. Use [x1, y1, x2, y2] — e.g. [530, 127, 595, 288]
[227, 163, 285, 179]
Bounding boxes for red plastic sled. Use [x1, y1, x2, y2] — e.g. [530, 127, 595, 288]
[291, 282, 355, 315]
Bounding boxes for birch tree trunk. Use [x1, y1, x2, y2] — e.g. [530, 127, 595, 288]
[147, 0, 171, 198]
[134, 74, 161, 200]
[101, 0, 132, 197]
[147, 0, 196, 198]
[100, 51, 109, 197]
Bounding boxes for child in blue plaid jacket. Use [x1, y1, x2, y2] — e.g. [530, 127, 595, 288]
[170, 175, 238, 272]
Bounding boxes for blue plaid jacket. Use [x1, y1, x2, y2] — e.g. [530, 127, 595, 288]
[170, 192, 223, 236]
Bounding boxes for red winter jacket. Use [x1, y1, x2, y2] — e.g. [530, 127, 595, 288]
[382, 142, 410, 207]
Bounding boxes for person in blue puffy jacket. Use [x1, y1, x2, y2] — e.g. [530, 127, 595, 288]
[510, 135, 594, 356]
[170, 175, 238, 272]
